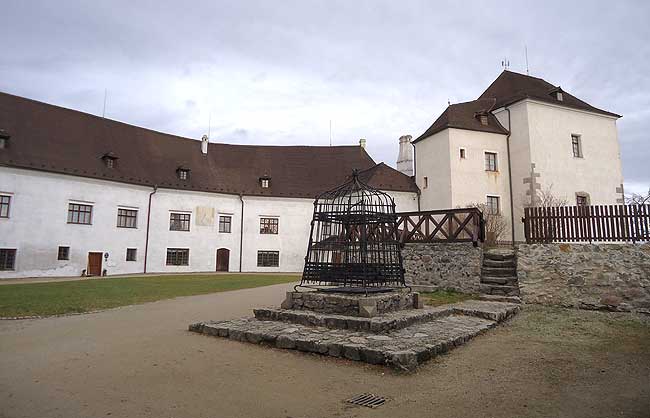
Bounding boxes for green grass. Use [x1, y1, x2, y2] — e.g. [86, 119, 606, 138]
[419, 289, 477, 306]
[0, 274, 299, 317]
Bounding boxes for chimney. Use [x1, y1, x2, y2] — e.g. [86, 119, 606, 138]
[396, 135, 414, 176]
[359, 138, 367, 149]
[201, 135, 209, 155]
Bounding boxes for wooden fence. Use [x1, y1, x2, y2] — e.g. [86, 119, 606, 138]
[396, 208, 485, 245]
[523, 204, 650, 243]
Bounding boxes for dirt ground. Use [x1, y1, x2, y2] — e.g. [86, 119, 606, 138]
[1, 283, 649, 418]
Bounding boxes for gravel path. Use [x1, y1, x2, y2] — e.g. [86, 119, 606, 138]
[1, 283, 648, 418]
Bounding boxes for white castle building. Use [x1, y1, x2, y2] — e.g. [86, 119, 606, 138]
[0, 70, 623, 278]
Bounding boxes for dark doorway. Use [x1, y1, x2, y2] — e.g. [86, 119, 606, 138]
[216, 248, 230, 272]
[87, 252, 103, 276]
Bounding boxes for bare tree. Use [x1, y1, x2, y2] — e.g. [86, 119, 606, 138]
[625, 188, 650, 205]
[466, 203, 508, 246]
[536, 185, 568, 207]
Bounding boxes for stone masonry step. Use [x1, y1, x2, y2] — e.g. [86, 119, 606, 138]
[478, 294, 522, 304]
[483, 252, 516, 261]
[480, 276, 518, 286]
[189, 301, 521, 372]
[481, 267, 517, 277]
[482, 258, 517, 268]
[479, 284, 520, 297]
[254, 300, 519, 333]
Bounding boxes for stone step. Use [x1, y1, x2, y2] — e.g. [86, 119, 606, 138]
[190, 301, 521, 372]
[480, 284, 520, 297]
[481, 267, 517, 277]
[480, 276, 518, 286]
[478, 294, 522, 304]
[255, 300, 521, 332]
[482, 259, 517, 268]
[483, 252, 516, 261]
[253, 306, 451, 333]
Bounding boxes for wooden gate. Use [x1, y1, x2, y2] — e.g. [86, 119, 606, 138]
[87, 252, 103, 276]
[216, 248, 230, 272]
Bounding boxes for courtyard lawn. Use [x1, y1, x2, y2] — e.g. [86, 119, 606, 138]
[420, 289, 477, 306]
[0, 274, 299, 317]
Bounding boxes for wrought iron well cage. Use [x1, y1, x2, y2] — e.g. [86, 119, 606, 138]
[299, 170, 406, 292]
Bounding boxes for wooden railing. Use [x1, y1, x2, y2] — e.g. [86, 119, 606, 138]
[396, 208, 485, 245]
[523, 204, 650, 243]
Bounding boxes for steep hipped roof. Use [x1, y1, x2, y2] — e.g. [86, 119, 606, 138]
[0, 92, 417, 198]
[415, 70, 620, 144]
[357, 162, 418, 193]
[413, 98, 508, 143]
[478, 70, 621, 118]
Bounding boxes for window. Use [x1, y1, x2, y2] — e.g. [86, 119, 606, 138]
[556, 92, 563, 101]
[218, 215, 232, 233]
[166, 248, 189, 266]
[260, 217, 279, 234]
[486, 196, 500, 215]
[0, 249, 16, 270]
[257, 250, 279, 267]
[260, 177, 270, 188]
[479, 114, 488, 125]
[576, 194, 590, 207]
[423, 176, 428, 189]
[572, 134, 582, 158]
[126, 248, 137, 261]
[485, 152, 498, 172]
[57, 246, 70, 261]
[117, 208, 138, 228]
[0, 195, 10, 218]
[459, 148, 466, 159]
[0, 130, 9, 149]
[177, 168, 190, 180]
[67, 203, 93, 224]
[170, 213, 191, 231]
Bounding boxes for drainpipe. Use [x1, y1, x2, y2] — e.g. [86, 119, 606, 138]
[238, 193, 245, 272]
[505, 108, 516, 244]
[143, 185, 158, 273]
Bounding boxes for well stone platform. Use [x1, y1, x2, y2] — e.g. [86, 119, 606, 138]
[280, 290, 421, 317]
[190, 298, 520, 371]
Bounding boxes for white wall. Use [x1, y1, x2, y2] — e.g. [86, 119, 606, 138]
[414, 129, 452, 210]
[0, 167, 419, 278]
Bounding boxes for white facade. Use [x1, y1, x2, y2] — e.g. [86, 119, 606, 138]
[416, 98, 623, 241]
[0, 167, 418, 278]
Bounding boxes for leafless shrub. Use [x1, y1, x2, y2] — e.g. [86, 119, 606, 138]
[466, 202, 508, 246]
[625, 188, 650, 205]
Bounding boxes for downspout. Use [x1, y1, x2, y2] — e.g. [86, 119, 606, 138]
[143, 185, 158, 273]
[238, 193, 244, 272]
[413, 142, 421, 210]
[505, 108, 516, 244]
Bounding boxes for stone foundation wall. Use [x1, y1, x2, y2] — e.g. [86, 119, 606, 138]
[517, 243, 650, 313]
[284, 291, 418, 317]
[402, 243, 482, 293]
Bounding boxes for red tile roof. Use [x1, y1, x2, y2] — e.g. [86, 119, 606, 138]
[0, 92, 417, 198]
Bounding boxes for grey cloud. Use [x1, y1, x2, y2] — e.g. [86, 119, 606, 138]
[1, 0, 648, 188]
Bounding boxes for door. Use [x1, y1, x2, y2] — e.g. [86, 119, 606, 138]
[216, 248, 230, 272]
[87, 252, 103, 276]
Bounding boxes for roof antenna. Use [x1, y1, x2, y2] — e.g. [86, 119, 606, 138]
[525, 45, 530, 75]
[501, 58, 510, 71]
[329, 119, 332, 146]
[447, 99, 451, 106]
[102, 88, 107, 118]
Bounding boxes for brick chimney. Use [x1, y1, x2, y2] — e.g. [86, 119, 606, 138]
[396, 135, 413, 176]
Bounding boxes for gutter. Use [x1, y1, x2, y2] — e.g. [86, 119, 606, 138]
[143, 185, 158, 273]
[239, 193, 245, 272]
[505, 108, 516, 243]
[413, 142, 421, 211]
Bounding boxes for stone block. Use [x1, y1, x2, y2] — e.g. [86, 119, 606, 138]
[358, 299, 377, 317]
[280, 292, 294, 309]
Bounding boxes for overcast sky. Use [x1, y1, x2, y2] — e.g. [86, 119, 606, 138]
[1, 0, 648, 193]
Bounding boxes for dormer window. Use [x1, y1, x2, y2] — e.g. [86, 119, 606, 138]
[0, 130, 10, 149]
[475, 112, 489, 126]
[556, 92, 563, 101]
[101, 153, 118, 169]
[177, 167, 190, 180]
[259, 176, 271, 188]
[550, 87, 564, 102]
